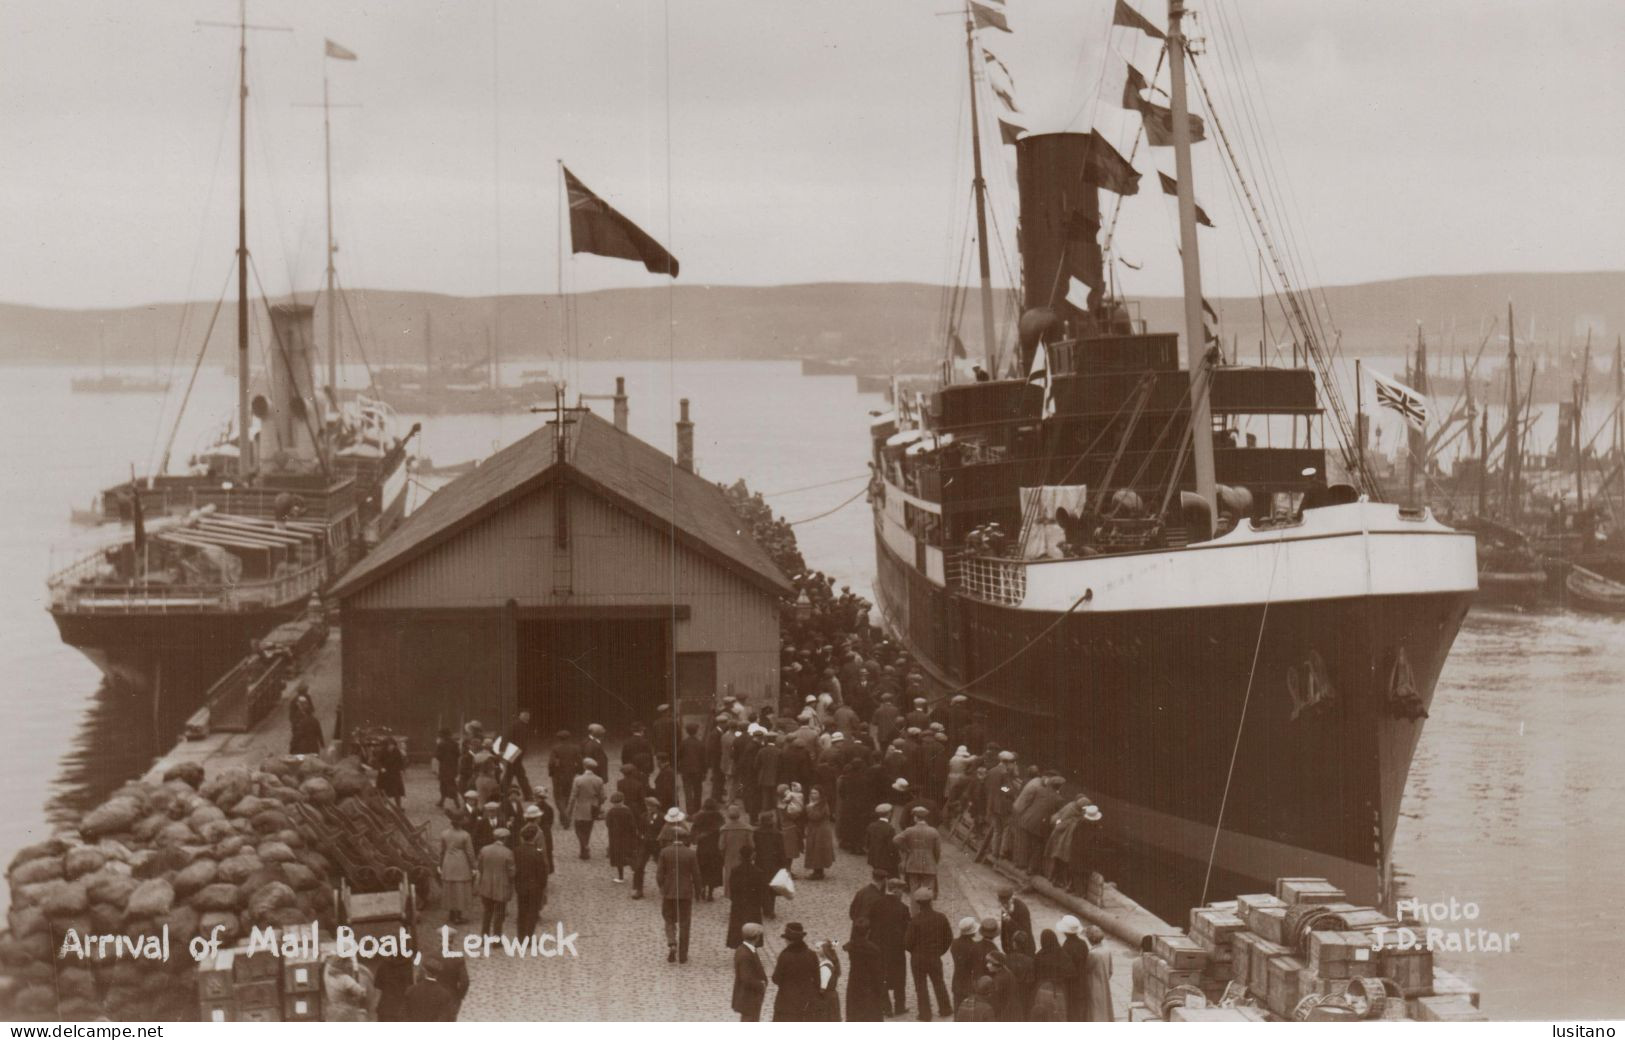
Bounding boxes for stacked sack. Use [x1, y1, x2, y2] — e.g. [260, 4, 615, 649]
[0, 755, 370, 1020]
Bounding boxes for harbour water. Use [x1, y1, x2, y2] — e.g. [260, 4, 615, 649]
[2, 359, 1620, 1017]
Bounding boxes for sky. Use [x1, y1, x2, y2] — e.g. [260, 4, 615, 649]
[2, 0, 1623, 310]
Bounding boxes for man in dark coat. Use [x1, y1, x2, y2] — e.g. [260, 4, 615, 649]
[770, 922, 821, 1021]
[512, 824, 550, 939]
[753, 809, 785, 920]
[871, 692, 901, 748]
[657, 824, 700, 963]
[622, 725, 655, 779]
[847, 869, 889, 941]
[631, 797, 663, 899]
[865, 805, 900, 878]
[903, 888, 954, 1021]
[705, 714, 729, 800]
[948, 918, 982, 1009]
[678, 722, 707, 812]
[997, 886, 1033, 955]
[732, 922, 768, 1021]
[403, 962, 460, 1021]
[754, 737, 782, 816]
[652, 753, 678, 812]
[869, 879, 912, 1017]
[734, 730, 761, 814]
[580, 724, 609, 782]
[547, 731, 581, 827]
[433, 729, 461, 810]
[844, 918, 888, 1022]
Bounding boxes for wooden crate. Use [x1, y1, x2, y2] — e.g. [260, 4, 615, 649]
[1249, 938, 1288, 1001]
[1230, 932, 1255, 990]
[284, 954, 322, 995]
[1431, 968, 1480, 1008]
[1190, 908, 1248, 949]
[1248, 905, 1289, 945]
[199, 1000, 235, 1023]
[1265, 954, 1307, 1018]
[1278, 879, 1346, 906]
[283, 992, 321, 1022]
[1152, 933, 1209, 972]
[1414, 995, 1486, 1022]
[233, 947, 281, 982]
[1236, 893, 1285, 918]
[196, 950, 236, 1002]
[1273, 877, 1327, 899]
[233, 978, 280, 1011]
[237, 1006, 280, 1023]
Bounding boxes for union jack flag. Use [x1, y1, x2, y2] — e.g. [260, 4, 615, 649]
[1371, 369, 1429, 431]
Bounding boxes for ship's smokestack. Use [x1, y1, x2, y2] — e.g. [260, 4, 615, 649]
[265, 303, 321, 472]
[613, 376, 629, 433]
[676, 398, 694, 474]
[1016, 132, 1105, 373]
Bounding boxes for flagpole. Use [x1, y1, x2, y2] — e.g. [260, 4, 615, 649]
[963, 3, 999, 377]
[236, 0, 250, 476]
[322, 66, 337, 399]
[1167, 0, 1216, 533]
[1355, 358, 1365, 481]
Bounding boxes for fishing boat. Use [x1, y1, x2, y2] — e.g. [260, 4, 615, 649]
[1566, 564, 1625, 615]
[47, 25, 413, 730]
[868, 0, 1476, 917]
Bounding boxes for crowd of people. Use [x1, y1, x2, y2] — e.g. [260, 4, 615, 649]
[345, 480, 1124, 1021]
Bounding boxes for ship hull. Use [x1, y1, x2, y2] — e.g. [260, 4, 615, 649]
[50, 603, 307, 735]
[874, 517, 1472, 919]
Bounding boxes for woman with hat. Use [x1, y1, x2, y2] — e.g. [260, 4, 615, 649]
[802, 787, 836, 881]
[1067, 803, 1105, 893]
[1031, 929, 1074, 1022]
[437, 812, 476, 925]
[1044, 796, 1089, 889]
[779, 787, 805, 877]
[718, 803, 755, 896]
[770, 922, 821, 1021]
[1056, 915, 1090, 1021]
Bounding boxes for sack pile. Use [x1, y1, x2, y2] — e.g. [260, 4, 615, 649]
[0, 754, 375, 1020]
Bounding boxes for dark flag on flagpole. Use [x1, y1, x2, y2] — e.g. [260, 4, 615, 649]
[1121, 62, 1149, 109]
[562, 166, 679, 277]
[1083, 132, 1142, 196]
[950, 331, 968, 359]
[1112, 0, 1165, 40]
[1157, 170, 1215, 227]
[324, 39, 358, 61]
[970, 1, 1012, 33]
[1139, 99, 1206, 146]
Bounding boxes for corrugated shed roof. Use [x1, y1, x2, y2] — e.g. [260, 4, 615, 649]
[330, 409, 791, 601]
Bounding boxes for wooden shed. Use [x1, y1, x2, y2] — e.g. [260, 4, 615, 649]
[329, 407, 790, 751]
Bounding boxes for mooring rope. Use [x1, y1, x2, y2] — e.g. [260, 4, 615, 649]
[1200, 531, 1285, 906]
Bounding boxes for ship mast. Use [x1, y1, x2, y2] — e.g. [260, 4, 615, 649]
[322, 72, 338, 398]
[963, 4, 999, 376]
[1167, 0, 1217, 532]
[235, 3, 250, 475]
[1504, 301, 1520, 521]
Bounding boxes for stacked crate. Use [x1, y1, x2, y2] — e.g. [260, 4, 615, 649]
[195, 940, 329, 1022]
[1142, 877, 1470, 1022]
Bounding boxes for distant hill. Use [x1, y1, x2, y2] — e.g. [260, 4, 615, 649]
[3, 271, 1621, 370]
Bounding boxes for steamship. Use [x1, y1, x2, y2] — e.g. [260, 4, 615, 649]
[46, 31, 414, 729]
[871, 1, 1477, 915]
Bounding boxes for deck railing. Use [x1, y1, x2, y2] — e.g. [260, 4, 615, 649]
[49, 556, 328, 614]
[949, 554, 1028, 606]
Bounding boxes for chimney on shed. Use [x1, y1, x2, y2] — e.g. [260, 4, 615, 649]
[613, 376, 629, 433]
[676, 398, 695, 474]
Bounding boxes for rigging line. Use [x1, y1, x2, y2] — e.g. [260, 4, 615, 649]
[762, 473, 870, 498]
[155, 259, 238, 476]
[945, 584, 1095, 696]
[1220, 2, 1340, 344]
[786, 485, 869, 527]
[333, 273, 380, 390]
[249, 254, 332, 478]
[148, 58, 242, 469]
[1199, 529, 1284, 907]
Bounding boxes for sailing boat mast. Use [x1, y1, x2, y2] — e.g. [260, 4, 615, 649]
[322, 72, 338, 397]
[963, 4, 998, 375]
[1503, 300, 1520, 521]
[1167, 0, 1217, 531]
[235, 0, 250, 475]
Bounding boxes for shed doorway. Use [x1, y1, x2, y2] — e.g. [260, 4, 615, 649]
[516, 617, 669, 736]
